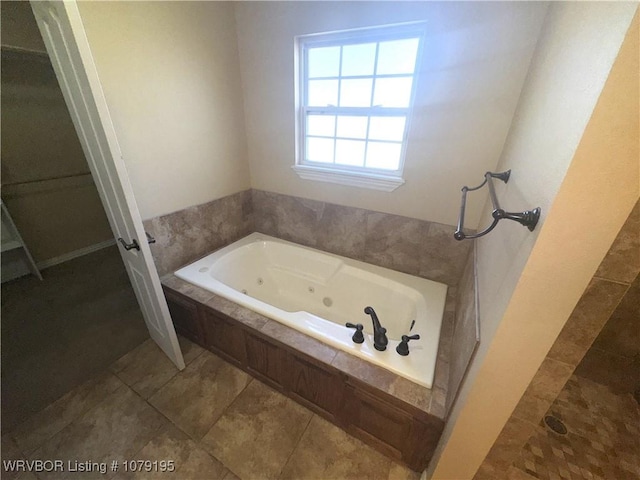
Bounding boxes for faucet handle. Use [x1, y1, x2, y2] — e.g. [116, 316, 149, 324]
[345, 322, 365, 344]
[396, 334, 420, 356]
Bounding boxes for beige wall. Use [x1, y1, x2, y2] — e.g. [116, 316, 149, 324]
[234, 1, 548, 227]
[431, 3, 639, 478]
[77, 1, 251, 220]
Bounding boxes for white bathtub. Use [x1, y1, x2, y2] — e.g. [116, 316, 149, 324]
[175, 233, 447, 388]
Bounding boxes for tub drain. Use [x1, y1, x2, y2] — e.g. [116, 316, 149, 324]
[323, 297, 333, 307]
[544, 415, 567, 435]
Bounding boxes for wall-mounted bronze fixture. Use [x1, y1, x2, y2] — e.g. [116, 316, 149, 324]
[454, 170, 540, 241]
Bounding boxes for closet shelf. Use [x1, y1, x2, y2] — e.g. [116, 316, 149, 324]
[1, 201, 43, 282]
[1, 240, 23, 253]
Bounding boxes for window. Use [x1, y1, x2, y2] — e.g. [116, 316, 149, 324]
[293, 23, 425, 191]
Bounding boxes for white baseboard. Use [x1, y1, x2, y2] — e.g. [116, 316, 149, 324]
[37, 239, 116, 270]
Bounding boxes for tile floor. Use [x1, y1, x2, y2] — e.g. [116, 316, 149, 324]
[2, 337, 420, 480]
[513, 375, 640, 480]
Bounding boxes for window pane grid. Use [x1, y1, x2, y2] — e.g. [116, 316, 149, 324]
[300, 25, 423, 179]
[307, 135, 403, 145]
[304, 109, 408, 170]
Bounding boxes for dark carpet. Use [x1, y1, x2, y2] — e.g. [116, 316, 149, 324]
[1, 246, 149, 431]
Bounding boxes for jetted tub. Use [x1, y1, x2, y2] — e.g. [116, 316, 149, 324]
[175, 233, 447, 388]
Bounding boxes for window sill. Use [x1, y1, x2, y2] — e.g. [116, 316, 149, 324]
[292, 165, 405, 192]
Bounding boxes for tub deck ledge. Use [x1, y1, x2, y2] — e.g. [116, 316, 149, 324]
[161, 273, 451, 420]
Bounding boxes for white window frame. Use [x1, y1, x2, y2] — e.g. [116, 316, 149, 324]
[293, 22, 426, 192]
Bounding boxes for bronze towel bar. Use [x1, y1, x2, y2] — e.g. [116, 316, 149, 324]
[454, 170, 540, 241]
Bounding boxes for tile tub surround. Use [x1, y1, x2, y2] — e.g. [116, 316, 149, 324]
[143, 190, 254, 276]
[446, 243, 479, 416]
[143, 189, 474, 286]
[252, 190, 473, 287]
[474, 199, 640, 479]
[161, 273, 454, 471]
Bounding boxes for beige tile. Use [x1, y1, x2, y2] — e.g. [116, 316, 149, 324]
[201, 380, 313, 480]
[30, 386, 168, 480]
[419, 222, 472, 286]
[162, 276, 215, 305]
[16, 473, 38, 480]
[149, 351, 250, 440]
[547, 278, 629, 366]
[315, 203, 367, 260]
[595, 199, 640, 284]
[574, 346, 639, 393]
[222, 471, 241, 480]
[110, 338, 199, 399]
[260, 193, 324, 248]
[432, 358, 450, 393]
[591, 272, 639, 358]
[330, 352, 433, 414]
[332, 350, 437, 415]
[178, 335, 205, 364]
[506, 466, 539, 480]
[116, 424, 227, 480]
[331, 352, 395, 393]
[477, 461, 542, 480]
[510, 394, 551, 426]
[444, 286, 457, 313]
[204, 295, 270, 330]
[387, 377, 432, 413]
[433, 311, 454, 392]
[446, 250, 478, 415]
[260, 321, 338, 365]
[437, 311, 455, 365]
[10, 372, 123, 454]
[251, 190, 279, 236]
[280, 415, 392, 480]
[482, 415, 537, 471]
[0, 472, 39, 480]
[364, 213, 427, 276]
[512, 358, 574, 424]
[473, 461, 501, 480]
[388, 462, 421, 480]
[2, 435, 22, 458]
[514, 371, 640, 480]
[1, 435, 25, 480]
[279, 196, 326, 247]
[429, 387, 447, 419]
[146, 190, 252, 276]
[2, 438, 39, 480]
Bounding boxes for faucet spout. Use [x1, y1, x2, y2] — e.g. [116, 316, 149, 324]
[364, 306, 388, 351]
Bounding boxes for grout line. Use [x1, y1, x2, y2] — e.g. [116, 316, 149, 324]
[5, 373, 128, 459]
[276, 412, 315, 480]
[591, 275, 633, 287]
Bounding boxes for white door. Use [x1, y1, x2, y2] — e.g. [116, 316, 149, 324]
[31, 0, 185, 369]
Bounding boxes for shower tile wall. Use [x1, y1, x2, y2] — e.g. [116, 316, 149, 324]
[474, 199, 640, 480]
[573, 273, 640, 396]
[516, 374, 639, 480]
